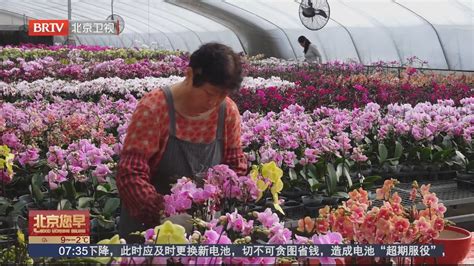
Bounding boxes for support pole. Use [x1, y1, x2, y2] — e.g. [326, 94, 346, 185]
[67, 0, 73, 44]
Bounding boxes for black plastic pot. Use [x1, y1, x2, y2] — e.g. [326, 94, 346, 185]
[322, 196, 346, 206]
[280, 200, 305, 220]
[455, 179, 474, 191]
[281, 187, 310, 201]
[248, 204, 265, 213]
[430, 170, 456, 181]
[456, 172, 474, 181]
[264, 196, 288, 208]
[304, 202, 324, 217]
[374, 170, 431, 184]
[301, 195, 323, 205]
[400, 165, 415, 173]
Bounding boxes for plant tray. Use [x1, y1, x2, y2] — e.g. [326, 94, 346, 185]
[455, 179, 474, 191]
[372, 180, 474, 208]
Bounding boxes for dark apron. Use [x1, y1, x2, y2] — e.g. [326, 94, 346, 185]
[119, 86, 225, 238]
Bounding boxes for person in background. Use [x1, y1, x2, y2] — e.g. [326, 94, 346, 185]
[116, 43, 248, 238]
[298, 35, 322, 64]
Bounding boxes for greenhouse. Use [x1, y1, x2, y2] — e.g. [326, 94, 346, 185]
[0, 0, 473, 264]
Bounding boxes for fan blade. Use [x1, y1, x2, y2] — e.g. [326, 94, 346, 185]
[302, 7, 316, 18]
[315, 9, 328, 18]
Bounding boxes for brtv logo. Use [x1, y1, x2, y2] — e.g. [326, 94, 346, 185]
[28, 20, 69, 36]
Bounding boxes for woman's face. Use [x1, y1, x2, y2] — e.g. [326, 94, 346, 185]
[299, 41, 305, 48]
[183, 68, 230, 115]
[192, 83, 229, 114]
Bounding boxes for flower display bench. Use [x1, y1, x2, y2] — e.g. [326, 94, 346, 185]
[285, 180, 474, 229]
[380, 180, 474, 224]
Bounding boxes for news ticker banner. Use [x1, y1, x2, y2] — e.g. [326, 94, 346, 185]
[28, 210, 90, 244]
[26, 211, 444, 259]
[28, 20, 119, 36]
[28, 244, 444, 258]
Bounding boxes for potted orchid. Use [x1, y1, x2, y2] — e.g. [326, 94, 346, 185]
[162, 162, 302, 223]
[298, 179, 449, 265]
[162, 164, 261, 222]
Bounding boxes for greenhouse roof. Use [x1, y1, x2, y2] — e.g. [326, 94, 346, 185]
[0, 0, 472, 70]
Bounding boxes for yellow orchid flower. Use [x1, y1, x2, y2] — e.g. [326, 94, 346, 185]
[5, 153, 14, 176]
[0, 145, 14, 176]
[250, 164, 268, 201]
[92, 234, 122, 264]
[271, 178, 284, 214]
[262, 162, 285, 215]
[17, 229, 25, 245]
[250, 162, 285, 214]
[0, 145, 10, 157]
[273, 193, 285, 215]
[263, 162, 284, 214]
[250, 165, 259, 181]
[270, 178, 283, 195]
[261, 162, 283, 182]
[154, 220, 187, 244]
[256, 179, 268, 201]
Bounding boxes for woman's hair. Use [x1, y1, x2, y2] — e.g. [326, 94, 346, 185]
[298, 35, 311, 54]
[189, 42, 243, 91]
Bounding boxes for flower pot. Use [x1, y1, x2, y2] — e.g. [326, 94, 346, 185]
[414, 164, 429, 171]
[400, 165, 415, 172]
[386, 165, 402, 173]
[265, 196, 288, 208]
[301, 195, 323, 205]
[322, 196, 339, 206]
[304, 202, 324, 217]
[426, 164, 441, 172]
[415, 226, 472, 265]
[433, 170, 457, 181]
[280, 200, 304, 219]
[248, 204, 265, 213]
[455, 179, 474, 191]
[281, 187, 310, 201]
[322, 195, 346, 206]
[457, 172, 474, 181]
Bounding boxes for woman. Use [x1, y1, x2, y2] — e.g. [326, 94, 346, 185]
[298, 35, 322, 64]
[116, 43, 248, 238]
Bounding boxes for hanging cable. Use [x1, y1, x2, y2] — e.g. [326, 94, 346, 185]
[148, 0, 150, 47]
